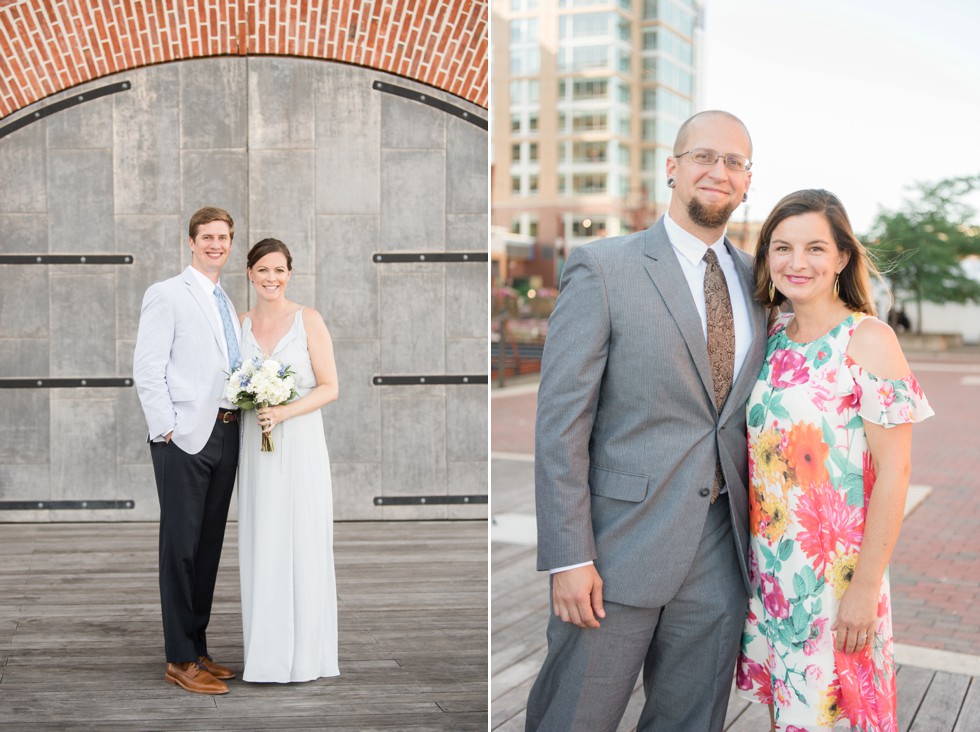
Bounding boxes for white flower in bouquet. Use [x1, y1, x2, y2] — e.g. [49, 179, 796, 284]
[225, 356, 299, 451]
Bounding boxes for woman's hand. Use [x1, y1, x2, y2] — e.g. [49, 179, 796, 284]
[256, 405, 285, 433]
[833, 580, 879, 654]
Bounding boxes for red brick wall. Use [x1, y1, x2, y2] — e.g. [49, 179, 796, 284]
[0, 0, 487, 120]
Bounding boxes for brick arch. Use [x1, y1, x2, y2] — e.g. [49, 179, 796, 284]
[0, 0, 487, 120]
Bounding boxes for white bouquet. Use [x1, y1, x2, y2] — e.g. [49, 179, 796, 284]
[225, 356, 299, 451]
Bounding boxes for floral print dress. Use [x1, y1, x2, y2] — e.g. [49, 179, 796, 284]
[736, 312, 934, 731]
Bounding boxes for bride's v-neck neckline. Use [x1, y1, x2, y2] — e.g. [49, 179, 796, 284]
[248, 309, 301, 359]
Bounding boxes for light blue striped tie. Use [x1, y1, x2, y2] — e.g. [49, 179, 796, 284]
[213, 286, 240, 369]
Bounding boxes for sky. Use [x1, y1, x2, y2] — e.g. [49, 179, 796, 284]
[701, 0, 980, 235]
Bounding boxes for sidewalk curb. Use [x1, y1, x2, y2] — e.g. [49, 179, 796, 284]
[895, 643, 980, 676]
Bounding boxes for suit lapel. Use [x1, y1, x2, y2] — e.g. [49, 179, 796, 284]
[720, 239, 767, 422]
[641, 220, 715, 407]
[181, 266, 226, 353]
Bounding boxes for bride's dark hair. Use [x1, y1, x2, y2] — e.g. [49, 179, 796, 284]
[246, 238, 293, 271]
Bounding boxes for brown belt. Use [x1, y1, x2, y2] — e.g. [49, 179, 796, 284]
[217, 409, 239, 423]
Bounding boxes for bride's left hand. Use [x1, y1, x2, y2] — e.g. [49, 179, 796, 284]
[257, 406, 282, 433]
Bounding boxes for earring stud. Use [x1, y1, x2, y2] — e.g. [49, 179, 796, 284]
[666, 177, 675, 188]
[768, 280, 775, 302]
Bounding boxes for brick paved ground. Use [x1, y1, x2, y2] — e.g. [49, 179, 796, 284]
[491, 348, 980, 657]
[889, 351, 980, 657]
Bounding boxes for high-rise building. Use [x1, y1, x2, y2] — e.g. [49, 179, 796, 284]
[491, 0, 702, 287]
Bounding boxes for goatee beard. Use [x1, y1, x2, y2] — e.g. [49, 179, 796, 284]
[688, 197, 737, 229]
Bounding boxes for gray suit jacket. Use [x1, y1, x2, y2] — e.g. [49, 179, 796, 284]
[534, 218, 767, 608]
[133, 266, 237, 455]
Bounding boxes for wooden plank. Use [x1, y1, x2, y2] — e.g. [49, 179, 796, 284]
[0, 520, 487, 730]
[723, 685, 754, 731]
[615, 678, 645, 731]
[911, 670, 971, 731]
[953, 677, 980, 732]
[491, 671, 538, 730]
[897, 665, 936, 732]
[723, 697, 771, 732]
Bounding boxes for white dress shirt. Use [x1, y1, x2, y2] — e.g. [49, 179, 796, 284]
[550, 216, 754, 574]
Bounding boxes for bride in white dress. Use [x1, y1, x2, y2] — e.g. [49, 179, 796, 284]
[237, 238, 340, 683]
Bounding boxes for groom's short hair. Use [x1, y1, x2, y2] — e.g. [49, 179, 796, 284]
[188, 207, 235, 241]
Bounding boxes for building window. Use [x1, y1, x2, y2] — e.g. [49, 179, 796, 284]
[528, 142, 539, 161]
[528, 113, 539, 132]
[644, 0, 696, 37]
[572, 141, 608, 163]
[643, 87, 692, 120]
[643, 27, 694, 65]
[528, 175, 539, 194]
[572, 217, 605, 237]
[512, 176, 522, 194]
[528, 219, 539, 237]
[572, 111, 607, 132]
[619, 49, 631, 74]
[512, 143, 522, 163]
[568, 77, 608, 100]
[511, 18, 536, 43]
[510, 18, 541, 75]
[559, 45, 610, 71]
[511, 115, 521, 132]
[642, 118, 679, 147]
[573, 174, 607, 194]
[643, 57, 693, 95]
[559, 12, 610, 40]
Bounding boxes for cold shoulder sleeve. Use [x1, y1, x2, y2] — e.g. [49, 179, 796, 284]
[839, 353, 935, 428]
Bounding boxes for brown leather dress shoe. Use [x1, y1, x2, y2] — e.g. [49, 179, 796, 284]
[199, 655, 236, 680]
[165, 661, 229, 695]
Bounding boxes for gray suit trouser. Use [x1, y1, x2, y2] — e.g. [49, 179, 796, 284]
[525, 495, 747, 732]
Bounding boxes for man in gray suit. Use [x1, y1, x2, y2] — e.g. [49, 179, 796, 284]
[134, 207, 241, 695]
[525, 111, 767, 731]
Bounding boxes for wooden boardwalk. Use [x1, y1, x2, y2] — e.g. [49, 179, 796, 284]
[0, 520, 487, 731]
[491, 457, 980, 732]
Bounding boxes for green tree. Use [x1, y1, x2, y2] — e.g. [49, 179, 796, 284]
[865, 175, 980, 333]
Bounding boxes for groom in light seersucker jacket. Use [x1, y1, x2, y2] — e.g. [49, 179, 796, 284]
[133, 206, 242, 696]
[525, 111, 768, 731]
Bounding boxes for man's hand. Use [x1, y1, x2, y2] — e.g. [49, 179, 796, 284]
[164, 431, 173, 444]
[552, 565, 605, 629]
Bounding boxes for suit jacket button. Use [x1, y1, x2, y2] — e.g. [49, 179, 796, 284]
[699, 488, 710, 497]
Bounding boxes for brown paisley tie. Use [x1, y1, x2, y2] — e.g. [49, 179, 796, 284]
[703, 247, 734, 502]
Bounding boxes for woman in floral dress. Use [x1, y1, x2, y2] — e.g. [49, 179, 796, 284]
[736, 190, 934, 731]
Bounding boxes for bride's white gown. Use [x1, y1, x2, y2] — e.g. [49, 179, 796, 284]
[238, 309, 339, 683]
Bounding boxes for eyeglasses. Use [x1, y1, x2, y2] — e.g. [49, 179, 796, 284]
[674, 148, 752, 172]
